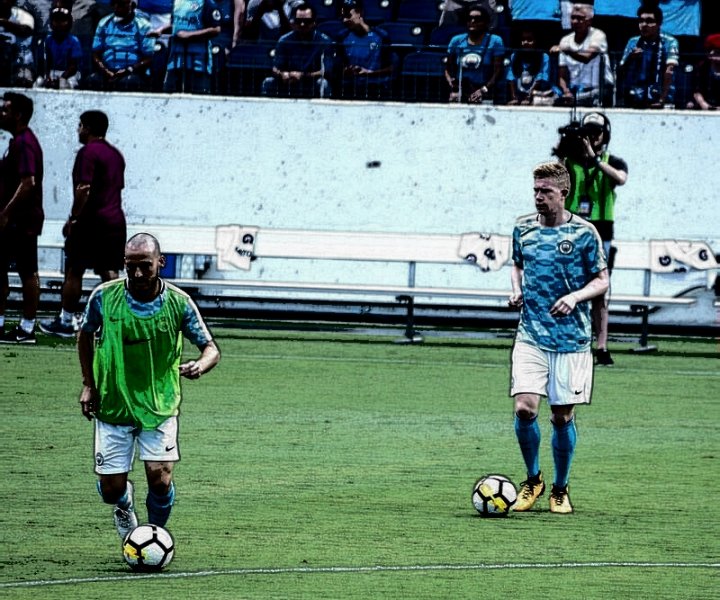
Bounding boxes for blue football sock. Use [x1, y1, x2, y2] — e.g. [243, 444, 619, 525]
[514, 414, 541, 479]
[146, 482, 175, 527]
[552, 418, 577, 489]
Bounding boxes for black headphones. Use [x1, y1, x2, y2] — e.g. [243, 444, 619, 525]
[582, 112, 611, 145]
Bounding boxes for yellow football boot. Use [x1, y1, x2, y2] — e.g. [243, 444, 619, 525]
[513, 473, 545, 512]
[549, 484, 574, 514]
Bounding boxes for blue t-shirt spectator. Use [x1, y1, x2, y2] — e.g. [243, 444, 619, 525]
[167, 0, 221, 74]
[447, 31, 505, 87]
[340, 27, 392, 85]
[620, 31, 680, 106]
[507, 48, 553, 102]
[92, 12, 155, 70]
[45, 32, 83, 71]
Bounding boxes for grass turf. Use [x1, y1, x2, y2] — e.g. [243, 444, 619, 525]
[0, 327, 718, 598]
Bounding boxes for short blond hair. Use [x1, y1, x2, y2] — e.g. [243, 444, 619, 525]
[533, 161, 570, 193]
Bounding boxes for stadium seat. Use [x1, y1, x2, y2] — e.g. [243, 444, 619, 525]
[379, 21, 427, 55]
[396, 0, 444, 24]
[309, 0, 339, 22]
[362, 0, 396, 25]
[399, 50, 448, 103]
[427, 24, 464, 49]
[226, 42, 275, 96]
[673, 63, 696, 109]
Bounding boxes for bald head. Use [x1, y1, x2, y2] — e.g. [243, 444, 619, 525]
[126, 233, 161, 257]
[125, 233, 165, 300]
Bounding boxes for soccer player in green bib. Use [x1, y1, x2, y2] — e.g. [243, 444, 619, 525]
[508, 162, 608, 514]
[77, 232, 220, 538]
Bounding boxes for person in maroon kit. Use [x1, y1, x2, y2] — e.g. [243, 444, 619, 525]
[40, 111, 126, 338]
[0, 92, 44, 344]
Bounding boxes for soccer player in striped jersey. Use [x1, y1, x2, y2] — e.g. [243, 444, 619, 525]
[508, 161, 608, 514]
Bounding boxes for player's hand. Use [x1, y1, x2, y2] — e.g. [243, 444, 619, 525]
[550, 293, 577, 317]
[79, 385, 98, 420]
[179, 360, 203, 379]
[508, 292, 523, 308]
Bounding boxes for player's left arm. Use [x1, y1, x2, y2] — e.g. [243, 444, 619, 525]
[179, 300, 221, 379]
[179, 339, 220, 379]
[550, 268, 609, 316]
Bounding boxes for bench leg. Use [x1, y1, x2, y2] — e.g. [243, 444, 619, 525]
[632, 305, 657, 353]
[632, 271, 658, 353]
[396, 295, 423, 344]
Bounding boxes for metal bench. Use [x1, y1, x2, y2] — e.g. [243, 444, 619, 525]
[15, 220, 714, 346]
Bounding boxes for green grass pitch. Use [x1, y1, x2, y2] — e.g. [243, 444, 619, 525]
[0, 326, 718, 599]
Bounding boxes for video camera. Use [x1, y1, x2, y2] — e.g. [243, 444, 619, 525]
[552, 120, 596, 161]
[551, 101, 609, 162]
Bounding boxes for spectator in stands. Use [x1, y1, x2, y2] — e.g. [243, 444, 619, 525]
[87, 0, 155, 91]
[34, 6, 83, 89]
[241, 0, 299, 42]
[160, 0, 221, 93]
[550, 3, 613, 107]
[554, 111, 628, 366]
[0, 0, 36, 87]
[689, 33, 720, 110]
[445, 3, 505, 104]
[338, 0, 394, 101]
[262, 3, 333, 98]
[0, 92, 43, 345]
[505, 0, 561, 51]
[507, 28, 556, 105]
[40, 111, 127, 339]
[619, 5, 679, 109]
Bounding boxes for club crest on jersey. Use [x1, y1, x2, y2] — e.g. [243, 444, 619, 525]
[558, 240, 574, 255]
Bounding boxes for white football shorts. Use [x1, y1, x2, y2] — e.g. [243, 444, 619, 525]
[94, 416, 180, 474]
[510, 341, 593, 405]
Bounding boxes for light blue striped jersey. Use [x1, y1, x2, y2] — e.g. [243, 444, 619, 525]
[512, 213, 606, 352]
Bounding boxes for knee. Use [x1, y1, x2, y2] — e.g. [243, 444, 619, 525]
[98, 477, 126, 504]
[551, 411, 574, 426]
[146, 465, 173, 496]
[514, 394, 539, 421]
[515, 408, 536, 421]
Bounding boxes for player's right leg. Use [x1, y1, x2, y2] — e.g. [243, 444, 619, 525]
[94, 420, 139, 538]
[510, 341, 549, 511]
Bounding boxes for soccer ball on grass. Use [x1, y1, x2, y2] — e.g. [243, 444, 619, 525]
[122, 524, 175, 571]
[471, 474, 518, 517]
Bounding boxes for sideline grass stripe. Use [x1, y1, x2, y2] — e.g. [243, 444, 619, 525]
[2, 561, 719, 589]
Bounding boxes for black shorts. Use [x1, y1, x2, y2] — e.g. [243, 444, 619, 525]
[64, 221, 126, 274]
[0, 226, 39, 277]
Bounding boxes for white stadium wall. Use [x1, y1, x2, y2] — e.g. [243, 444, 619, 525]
[3, 90, 719, 326]
[12, 90, 719, 244]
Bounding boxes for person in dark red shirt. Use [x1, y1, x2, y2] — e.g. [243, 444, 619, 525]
[40, 110, 127, 338]
[0, 92, 44, 344]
